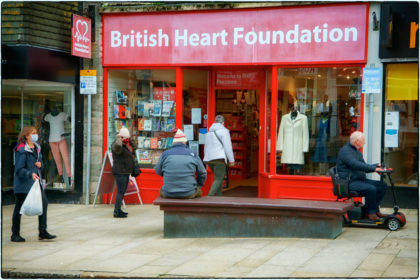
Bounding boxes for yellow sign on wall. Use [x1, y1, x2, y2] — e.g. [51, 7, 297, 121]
[386, 63, 418, 100]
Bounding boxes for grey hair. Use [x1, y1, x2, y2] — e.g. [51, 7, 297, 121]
[214, 115, 225, 123]
[350, 131, 364, 144]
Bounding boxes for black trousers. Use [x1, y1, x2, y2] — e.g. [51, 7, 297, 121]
[12, 185, 48, 235]
[114, 174, 129, 214]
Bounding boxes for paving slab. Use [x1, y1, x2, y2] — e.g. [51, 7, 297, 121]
[1, 204, 418, 278]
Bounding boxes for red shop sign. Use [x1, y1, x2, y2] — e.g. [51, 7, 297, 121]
[71, 14, 91, 59]
[216, 71, 264, 88]
[103, 3, 368, 66]
[153, 87, 176, 101]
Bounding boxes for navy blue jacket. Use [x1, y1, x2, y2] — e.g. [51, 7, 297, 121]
[155, 143, 207, 198]
[336, 142, 376, 181]
[13, 142, 43, 194]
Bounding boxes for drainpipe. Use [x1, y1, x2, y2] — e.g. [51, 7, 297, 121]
[367, 92, 374, 164]
[85, 93, 92, 205]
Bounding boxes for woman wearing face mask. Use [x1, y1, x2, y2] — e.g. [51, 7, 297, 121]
[111, 127, 140, 218]
[12, 126, 56, 242]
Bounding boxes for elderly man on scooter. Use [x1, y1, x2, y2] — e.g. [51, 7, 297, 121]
[337, 131, 387, 221]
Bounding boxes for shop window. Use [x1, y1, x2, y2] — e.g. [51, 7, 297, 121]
[108, 69, 176, 169]
[275, 67, 362, 176]
[182, 69, 209, 159]
[1, 82, 74, 190]
[384, 63, 418, 187]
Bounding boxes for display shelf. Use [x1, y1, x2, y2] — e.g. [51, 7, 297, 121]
[225, 116, 248, 179]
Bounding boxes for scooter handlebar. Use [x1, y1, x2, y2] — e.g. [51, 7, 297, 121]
[377, 168, 393, 174]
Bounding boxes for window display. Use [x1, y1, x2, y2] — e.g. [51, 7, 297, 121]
[108, 69, 176, 169]
[182, 69, 209, 160]
[1, 83, 74, 190]
[275, 67, 362, 176]
[383, 63, 418, 187]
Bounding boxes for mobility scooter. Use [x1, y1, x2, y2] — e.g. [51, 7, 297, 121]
[330, 166, 406, 231]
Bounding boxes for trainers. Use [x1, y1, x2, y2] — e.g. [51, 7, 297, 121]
[39, 231, 57, 240]
[11, 234, 25, 242]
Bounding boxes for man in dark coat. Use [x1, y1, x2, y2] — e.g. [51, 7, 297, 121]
[155, 129, 207, 198]
[337, 131, 387, 221]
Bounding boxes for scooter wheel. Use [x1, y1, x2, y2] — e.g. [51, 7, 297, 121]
[387, 218, 400, 231]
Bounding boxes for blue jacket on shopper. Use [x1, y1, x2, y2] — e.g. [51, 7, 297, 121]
[155, 143, 207, 198]
[336, 141, 377, 181]
[13, 142, 43, 194]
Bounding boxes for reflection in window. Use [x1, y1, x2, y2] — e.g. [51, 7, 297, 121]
[275, 67, 362, 176]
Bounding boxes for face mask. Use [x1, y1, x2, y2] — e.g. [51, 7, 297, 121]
[122, 138, 130, 145]
[31, 134, 39, 143]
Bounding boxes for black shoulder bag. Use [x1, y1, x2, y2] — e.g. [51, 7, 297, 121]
[329, 166, 350, 198]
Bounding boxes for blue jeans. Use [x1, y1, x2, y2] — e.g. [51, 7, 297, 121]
[349, 179, 387, 214]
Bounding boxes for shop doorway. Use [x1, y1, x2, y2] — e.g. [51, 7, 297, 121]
[215, 89, 259, 197]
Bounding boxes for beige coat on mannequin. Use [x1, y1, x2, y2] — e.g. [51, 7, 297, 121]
[276, 112, 309, 164]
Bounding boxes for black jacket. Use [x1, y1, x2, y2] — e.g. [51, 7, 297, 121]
[111, 137, 137, 175]
[336, 142, 377, 181]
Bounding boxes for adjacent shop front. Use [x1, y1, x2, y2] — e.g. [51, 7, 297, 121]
[379, 2, 419, 207]
[102, 3, 369, 203]
[1, 46, 84, 202]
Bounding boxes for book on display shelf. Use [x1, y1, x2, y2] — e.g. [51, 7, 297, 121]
[143, 138, 151, 149]
[166, 118, 175, 132]
[144, 119, 152, 131]
[150, 137, 158, 149]
[137, 101, 145, 117]
[152, 150, 163, 164]
[136, 149, 152, 165]
[138, 118, 145, 131]
[114, 105, 127, 119]
[144, 103, 154, 117]
[162, 101, 174, 117]
[137, 136, 146, 148]
[115, 90, 128, 103]
[152, 100, 162, 117]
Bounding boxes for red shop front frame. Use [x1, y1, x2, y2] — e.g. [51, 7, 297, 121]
[102, 3, 368, 203]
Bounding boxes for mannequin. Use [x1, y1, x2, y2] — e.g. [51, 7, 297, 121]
[44, 106, 71, 185]
[276, 109, 309, 166]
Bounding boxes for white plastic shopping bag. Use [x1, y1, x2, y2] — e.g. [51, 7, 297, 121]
[19, 180, 43, 216]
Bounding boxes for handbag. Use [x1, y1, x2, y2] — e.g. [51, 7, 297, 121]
[131, 161, 141, 177]
[20, 180, 43, 216]
[329, 166, 350, 198]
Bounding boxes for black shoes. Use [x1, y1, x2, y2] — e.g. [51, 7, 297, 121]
[11, 234, 25, 242]
[39, 231, 57, 240]
[113, 210, 128, 218]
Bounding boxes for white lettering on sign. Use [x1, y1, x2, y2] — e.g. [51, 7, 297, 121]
[110, 24, 358, 48]
[111, 29, 169, 47]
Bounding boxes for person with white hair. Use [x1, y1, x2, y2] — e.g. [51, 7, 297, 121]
[337, 131, 387, 221]
[111, 127, 139, 218]
[155, 129, 207, 199]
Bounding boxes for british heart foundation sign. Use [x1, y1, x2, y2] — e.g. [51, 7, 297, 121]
[71, 14, 91, 58]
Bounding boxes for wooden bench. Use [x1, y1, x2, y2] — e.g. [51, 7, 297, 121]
[154, 196, 353, 239]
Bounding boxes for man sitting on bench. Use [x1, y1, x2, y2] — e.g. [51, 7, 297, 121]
[155, 129, 207, 199]
[337, 131, 387, 221]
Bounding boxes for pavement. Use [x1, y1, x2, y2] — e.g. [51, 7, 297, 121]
[1, 203, 418, 279]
